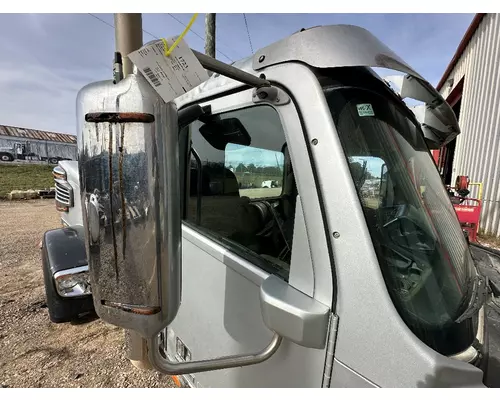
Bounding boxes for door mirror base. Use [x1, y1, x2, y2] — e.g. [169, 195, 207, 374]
[260, 275, 331, 349]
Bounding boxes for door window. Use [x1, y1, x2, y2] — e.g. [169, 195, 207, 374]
[184, 105, 296, 279]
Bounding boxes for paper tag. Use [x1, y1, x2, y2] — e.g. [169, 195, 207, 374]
[357, 103, 375, 117]
[128, 38, 209, 103]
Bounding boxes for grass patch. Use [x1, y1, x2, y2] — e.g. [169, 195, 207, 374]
[0, 164, 54, 198]
[477, 232, 500, 250]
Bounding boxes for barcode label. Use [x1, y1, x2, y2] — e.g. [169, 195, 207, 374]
[143, 67, 161, 87]
[128, 38, 208, 103]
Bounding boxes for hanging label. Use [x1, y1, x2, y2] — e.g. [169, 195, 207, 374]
[128, 38, 209, 103]
[356, 103, 375, 117]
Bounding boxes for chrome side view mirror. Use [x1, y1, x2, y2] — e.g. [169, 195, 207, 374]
[76, 72, 182, 338]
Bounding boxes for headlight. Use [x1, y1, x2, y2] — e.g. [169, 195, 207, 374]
[54, 266, 91, 298]
[52, 166, 67, 180]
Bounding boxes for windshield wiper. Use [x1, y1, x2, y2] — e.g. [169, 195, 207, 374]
[455, 274, 489, 324]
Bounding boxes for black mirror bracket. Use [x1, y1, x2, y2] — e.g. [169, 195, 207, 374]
[252, 86, 291, 106]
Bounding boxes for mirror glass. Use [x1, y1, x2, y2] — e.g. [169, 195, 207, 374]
[349, 156, 385, 209]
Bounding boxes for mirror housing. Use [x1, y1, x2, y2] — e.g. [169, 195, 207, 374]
[383, 74, 460, 149]
[259, 275, 330, 349]
[76, 72, 182, 338]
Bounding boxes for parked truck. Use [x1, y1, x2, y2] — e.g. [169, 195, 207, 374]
[0, 140, 72, 164]
[0, 141, 39, 162]
[40, 16, 492, 388]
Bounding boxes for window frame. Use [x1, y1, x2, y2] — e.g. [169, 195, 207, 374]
[180, 91, 296, 281]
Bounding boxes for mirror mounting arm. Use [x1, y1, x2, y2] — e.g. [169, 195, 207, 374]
[193, 49, 271, 89]
[147, 333, 282, 375]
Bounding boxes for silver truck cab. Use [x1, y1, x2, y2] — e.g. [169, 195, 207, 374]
[46, 24, 489, 387]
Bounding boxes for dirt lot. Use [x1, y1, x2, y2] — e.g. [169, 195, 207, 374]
[2, 199, 500, 388]
[0, 199, 175, 388]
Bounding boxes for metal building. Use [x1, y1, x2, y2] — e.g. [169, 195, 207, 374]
[436, 13, 500, 236]
[0, 124, 77, 165]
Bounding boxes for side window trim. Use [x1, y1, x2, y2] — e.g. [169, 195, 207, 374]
[182, 223, 270, 286]
[182, 219, 289, 281]
[190, 147, 203, 225]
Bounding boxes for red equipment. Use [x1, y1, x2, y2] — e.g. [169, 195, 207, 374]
[447, 175, 482, 243]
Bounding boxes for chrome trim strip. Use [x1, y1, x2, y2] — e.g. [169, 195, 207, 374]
[322, 313, 339, 388]
[182, 224, 269, 286]
[53, 265, 89, 280]
[54, 178, 74, 208]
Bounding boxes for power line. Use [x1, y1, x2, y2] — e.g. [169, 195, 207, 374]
[242, 14, 254, 55]
[88, 13, 159, 41]
[89, 13, 236, 63]
[166, 13, 235, 62]
[88, 13, 114, 29]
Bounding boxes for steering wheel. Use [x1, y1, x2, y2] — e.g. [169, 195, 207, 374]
[379, 203, 436, 256]
[381, 204, 408, 229]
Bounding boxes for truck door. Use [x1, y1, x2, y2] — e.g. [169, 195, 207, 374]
[15, 143, 24, 158]
[162, 88, 335, 387]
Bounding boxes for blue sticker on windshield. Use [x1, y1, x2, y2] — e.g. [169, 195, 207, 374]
[357, 103, 375, 117]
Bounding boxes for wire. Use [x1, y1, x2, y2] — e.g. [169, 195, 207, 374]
[242, 13, 254, 55]
[88, 13, 114, 29]
[167, 13, 206, 43]
[89, 13, 236, 63]
[163, 13, 199, 57]
[166, 13, 235, 62]
[88, 13, 159, 41]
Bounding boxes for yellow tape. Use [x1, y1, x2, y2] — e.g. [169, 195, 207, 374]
[162, 13, 199, 57]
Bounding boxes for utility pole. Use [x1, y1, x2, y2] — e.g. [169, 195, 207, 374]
[114, 13, 143, 78]
[205, 13, 216, 59]
[113, 13, 150, 370]
[205, 13, 216, 79]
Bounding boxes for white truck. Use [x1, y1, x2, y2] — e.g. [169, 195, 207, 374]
[40, 15, 492, 388]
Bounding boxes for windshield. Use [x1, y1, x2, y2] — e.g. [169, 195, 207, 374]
[323, 81, 478, 355]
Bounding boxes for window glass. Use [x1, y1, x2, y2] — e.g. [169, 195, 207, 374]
[323, 85, 476, 355]
[185, 105, 296, 278]
[225, 143, 284, 199]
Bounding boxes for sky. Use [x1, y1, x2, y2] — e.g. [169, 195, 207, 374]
[0, 13, 475, 136]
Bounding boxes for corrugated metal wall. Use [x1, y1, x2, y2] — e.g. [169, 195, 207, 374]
[439, 13, 500, 236]
[0, 135, 77, 161]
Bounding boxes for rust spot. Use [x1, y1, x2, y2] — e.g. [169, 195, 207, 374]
[119, 124, 127, 259]
[85, 112, 155, 124]
[108, 124, 119, 279]
[102, 300, 161, 315]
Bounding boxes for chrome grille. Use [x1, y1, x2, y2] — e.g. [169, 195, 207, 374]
[55, 179, 73, 207]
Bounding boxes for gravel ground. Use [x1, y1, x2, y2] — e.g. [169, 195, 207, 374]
[0, 199, 175, 388]
[2, 199, 500, 388]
